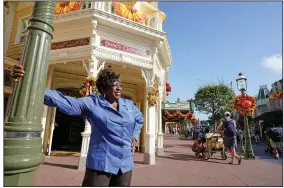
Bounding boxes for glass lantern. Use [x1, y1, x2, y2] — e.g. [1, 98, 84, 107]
[236, 72, 247, 93]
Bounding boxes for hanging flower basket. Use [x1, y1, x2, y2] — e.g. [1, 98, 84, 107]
[166, 82, 171, 96]
[79, 76, 99, 97]
[233, 94, 256, 115]
[147, 84, 159, 106]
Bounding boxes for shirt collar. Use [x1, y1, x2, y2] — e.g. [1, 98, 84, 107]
[98, 95, 126, 107]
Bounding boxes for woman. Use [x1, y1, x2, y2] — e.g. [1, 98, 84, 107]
[12, 64, 144, 186]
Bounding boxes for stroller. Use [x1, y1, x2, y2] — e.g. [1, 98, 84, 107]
[203, 132, 227, 160]
[264, 136, 282, 155]
[264, 128, 283, 155]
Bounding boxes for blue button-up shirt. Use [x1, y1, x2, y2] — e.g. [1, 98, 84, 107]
[44, 89, 144, 174]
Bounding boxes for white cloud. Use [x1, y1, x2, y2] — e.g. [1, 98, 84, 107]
[261, 54, 282, 73]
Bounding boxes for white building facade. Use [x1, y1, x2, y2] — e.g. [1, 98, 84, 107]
[4, 1, 172, 169]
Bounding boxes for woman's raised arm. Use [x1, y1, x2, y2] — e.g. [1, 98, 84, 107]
[44, 89, 91, 116]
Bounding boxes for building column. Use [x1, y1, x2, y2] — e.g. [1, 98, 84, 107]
[41, 66, 54, 147]
[144, 90, 156, 165]
[139, 90, 147, 153]
[142, 70, 156, 165]
[78, 56, 102, 170]
[156, 83, 164, 154]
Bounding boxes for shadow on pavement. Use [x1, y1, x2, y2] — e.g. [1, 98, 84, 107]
[176, 144, 192, 148]
[158, 153, 237, 165]
[163, 150, 179, 154]
[43, 162, 78, 170]
[134, 161, 144, 164]
[164, 144, 175, 148]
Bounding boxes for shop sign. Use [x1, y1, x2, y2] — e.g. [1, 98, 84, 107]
[164, 103, 190, 109]
[100, 38, 150, 57]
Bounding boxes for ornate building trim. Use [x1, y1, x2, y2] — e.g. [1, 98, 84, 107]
[51, 38, 90, 50]
[49, 46, 91, 61]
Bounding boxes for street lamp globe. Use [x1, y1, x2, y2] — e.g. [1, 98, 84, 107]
[236, 72, 247, 93]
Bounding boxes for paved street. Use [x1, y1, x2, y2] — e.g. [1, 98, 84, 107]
[35, 136, 282, 186]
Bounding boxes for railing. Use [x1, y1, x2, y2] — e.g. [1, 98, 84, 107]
[55, 1, 163, 31]
[18, 2, 163, 46]
[110, 2, 162, 31]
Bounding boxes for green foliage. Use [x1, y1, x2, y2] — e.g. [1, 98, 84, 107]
[194, 84, 235, 123]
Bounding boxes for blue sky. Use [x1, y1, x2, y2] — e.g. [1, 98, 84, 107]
[159, 2, 283, 120]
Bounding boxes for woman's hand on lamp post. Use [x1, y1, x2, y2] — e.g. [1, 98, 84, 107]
[11, 64, 25, 81]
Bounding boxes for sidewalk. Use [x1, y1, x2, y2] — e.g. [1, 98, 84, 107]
[34, 137, 283, 186]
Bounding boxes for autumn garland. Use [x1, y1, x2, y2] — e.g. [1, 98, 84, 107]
[271, 90, 283, 99]
[55, 2, 81, 15]
[79, 77, 99, 97]
[232, 94, 256, 115]
[164, 110, 193, 120]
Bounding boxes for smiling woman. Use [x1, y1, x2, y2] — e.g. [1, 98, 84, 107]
[11, 65, 144, 186]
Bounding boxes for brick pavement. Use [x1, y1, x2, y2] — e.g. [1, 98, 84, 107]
[34, 136, 283, 186]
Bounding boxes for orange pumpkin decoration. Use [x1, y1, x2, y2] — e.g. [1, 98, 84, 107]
[241, 100, 252, 108]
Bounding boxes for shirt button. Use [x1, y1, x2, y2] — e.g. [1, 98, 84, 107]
[121, 124, 124, 127]
[121, 145, 124, 148]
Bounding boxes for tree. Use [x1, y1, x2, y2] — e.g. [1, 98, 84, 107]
[194, 84, 235, 124]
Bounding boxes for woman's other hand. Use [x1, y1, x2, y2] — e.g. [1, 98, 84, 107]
[131, 138, 136, 154]
[12, 64, 25, 82]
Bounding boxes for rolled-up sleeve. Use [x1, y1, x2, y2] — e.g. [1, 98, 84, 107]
[44, 89, 90, 116]
[132, 102, 144, 141]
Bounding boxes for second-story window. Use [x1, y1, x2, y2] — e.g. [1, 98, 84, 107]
[15, 16, 30, 45]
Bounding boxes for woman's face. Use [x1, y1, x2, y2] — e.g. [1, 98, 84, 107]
[105, 80, 122, 100]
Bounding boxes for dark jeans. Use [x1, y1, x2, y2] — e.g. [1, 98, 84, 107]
[82, 168, 132, 187]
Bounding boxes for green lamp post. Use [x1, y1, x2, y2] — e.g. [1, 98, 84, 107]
[236, 73, 255, 159]
[4, 2, 56, 186]
[239, 134, 245, 154]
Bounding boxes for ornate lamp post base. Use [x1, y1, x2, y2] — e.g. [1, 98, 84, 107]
[244, 152, 255, 159]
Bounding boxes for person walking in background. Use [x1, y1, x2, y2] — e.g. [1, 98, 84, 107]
[12, 65, 144, 187]
[217, 112, 241, 165]
[237, 128, 243, 142]
[254, 127, 261, 143]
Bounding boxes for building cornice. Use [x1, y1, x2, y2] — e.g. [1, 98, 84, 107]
[94, 9, 167, 39]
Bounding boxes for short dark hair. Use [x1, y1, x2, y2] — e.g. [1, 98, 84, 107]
[96, 68, 120, 94]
